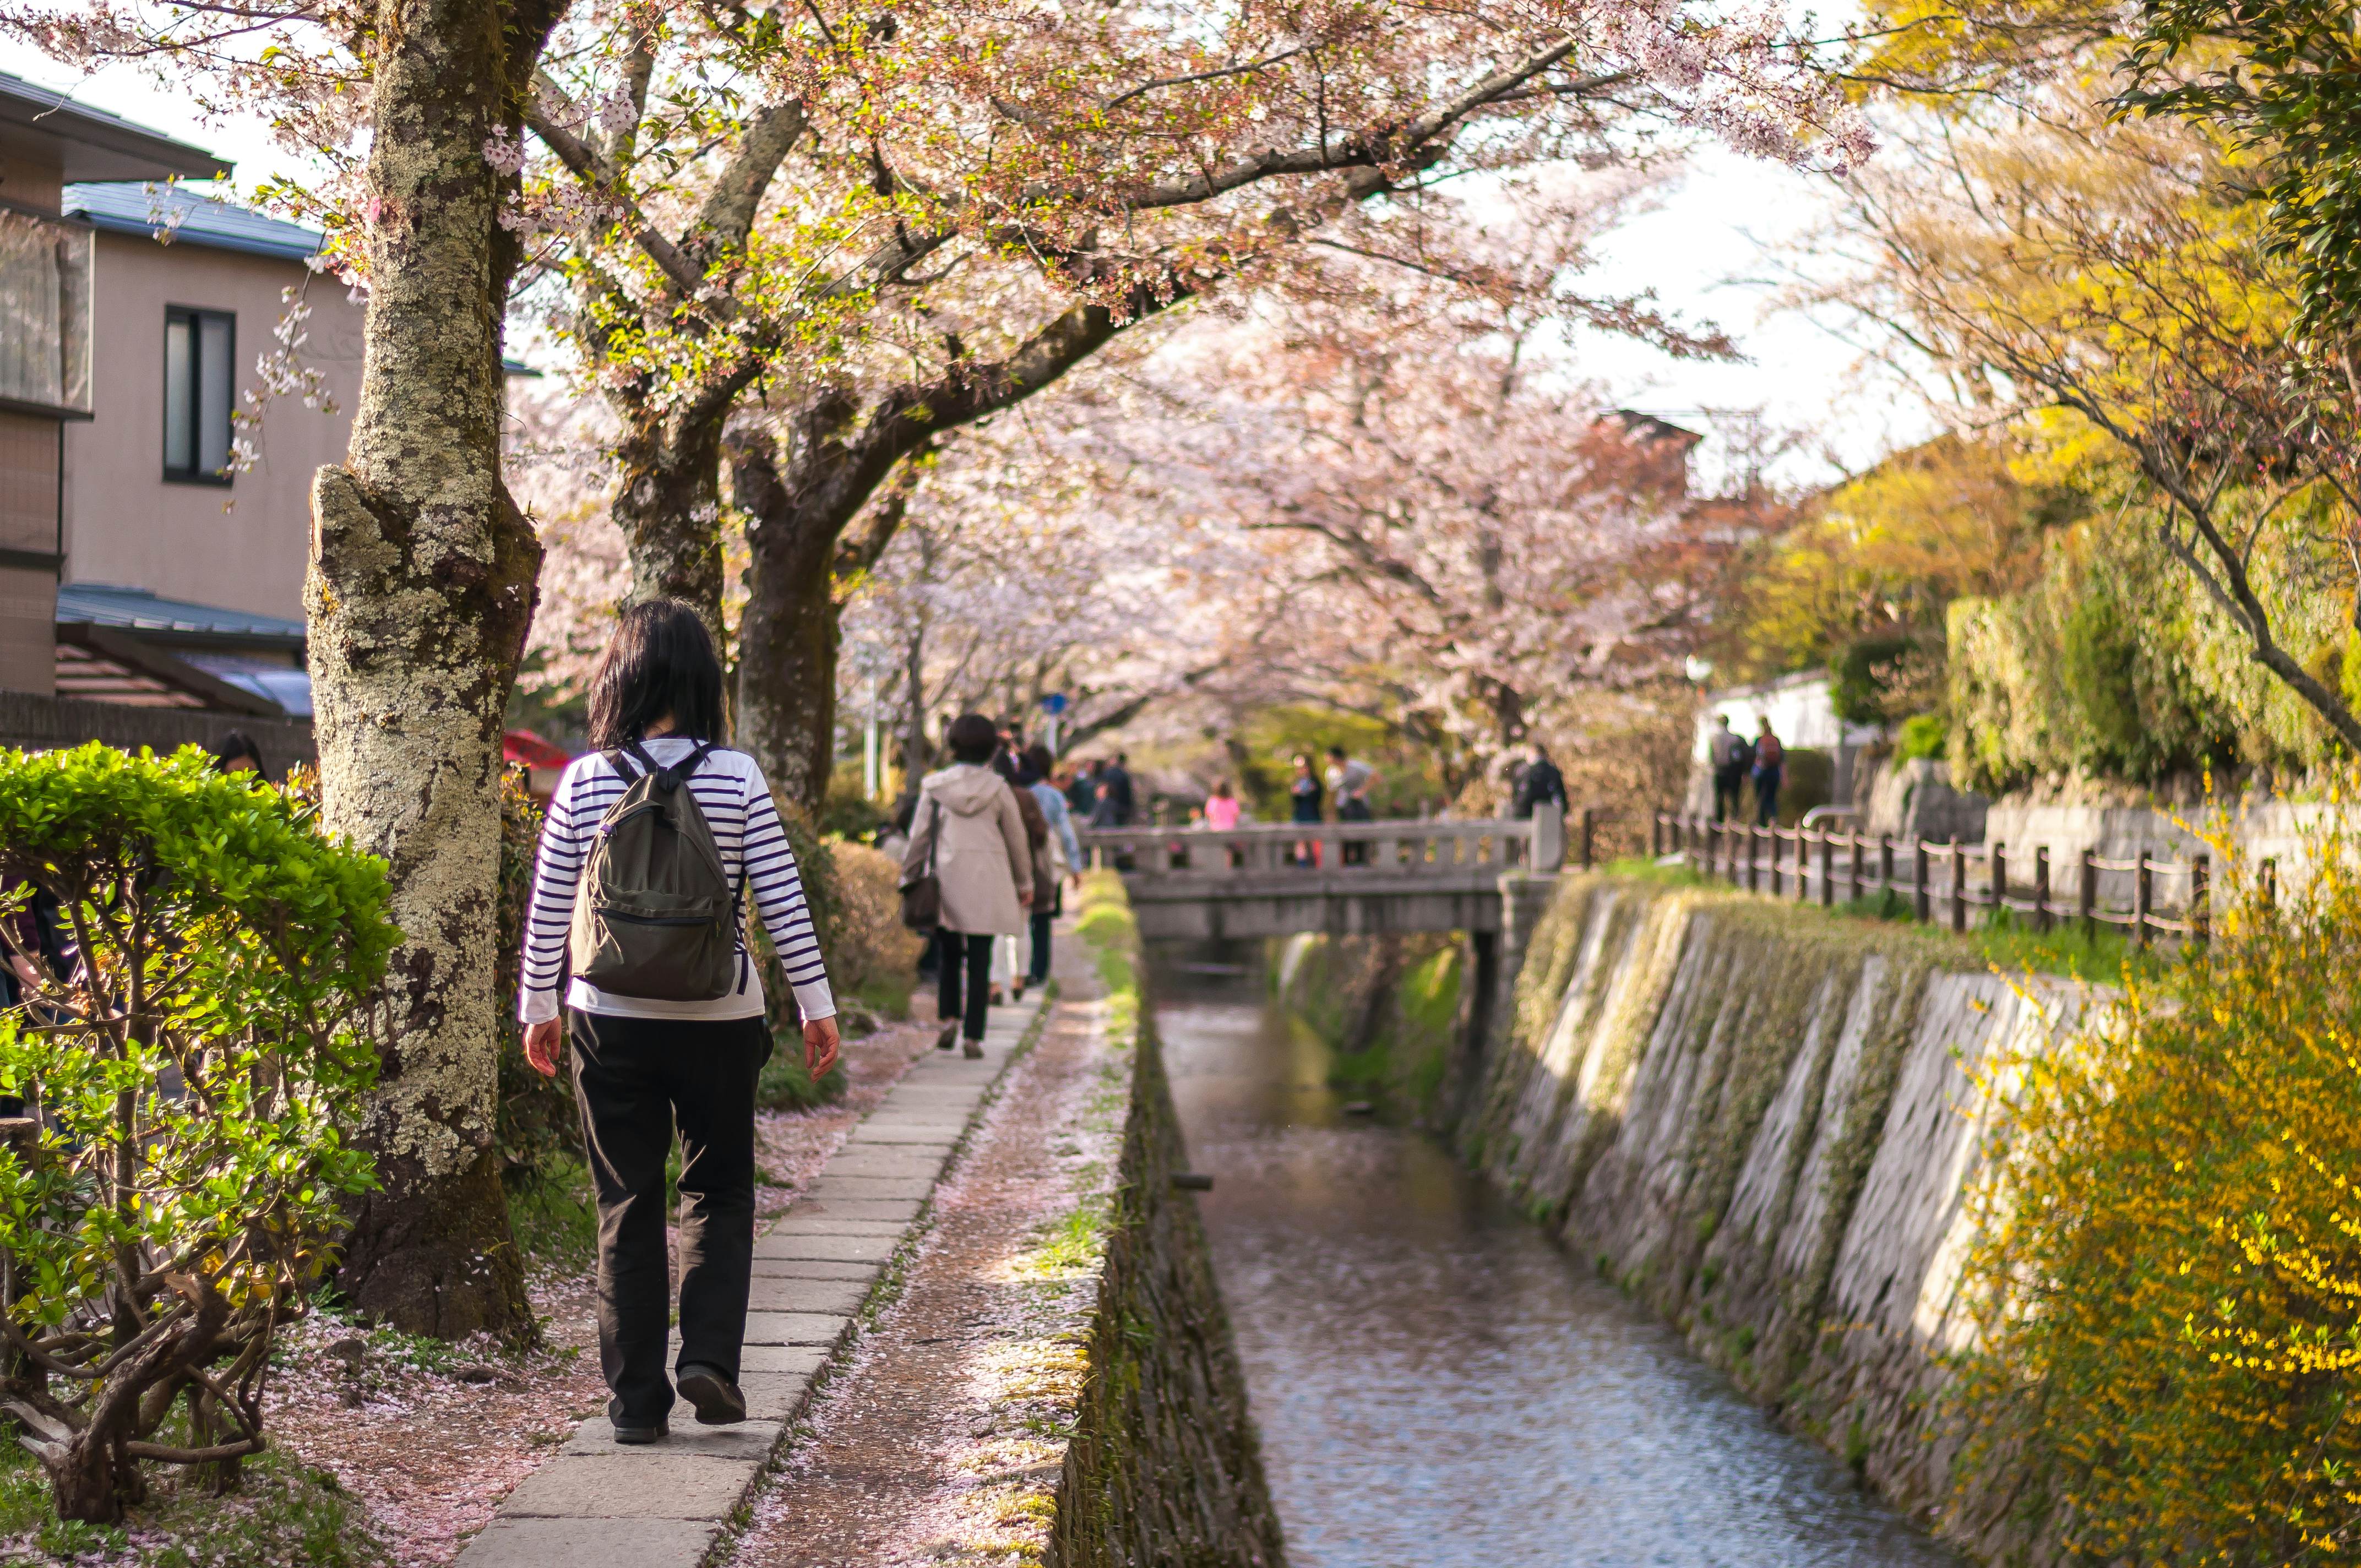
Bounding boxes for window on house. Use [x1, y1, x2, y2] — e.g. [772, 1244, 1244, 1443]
[162, 307, 234, 484]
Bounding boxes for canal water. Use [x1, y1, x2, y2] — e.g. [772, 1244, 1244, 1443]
[1154, 964, 1961, 1568]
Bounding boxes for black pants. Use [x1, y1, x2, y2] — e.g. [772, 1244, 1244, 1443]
[567, 1009, 767, 1427]
[1712, 767, 1745, 822]
[937, 930, 995, 1041]
[1027, 911, 1052, 983]
[1754, 767, 1782, 827]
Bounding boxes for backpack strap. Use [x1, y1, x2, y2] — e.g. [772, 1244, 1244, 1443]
[617, 737, 716, 794]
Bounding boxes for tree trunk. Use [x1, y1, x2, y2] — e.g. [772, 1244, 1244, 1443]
[306, 0, 557, 1341]
[612, 412, 727, 641]
[732, 457, 844, 812]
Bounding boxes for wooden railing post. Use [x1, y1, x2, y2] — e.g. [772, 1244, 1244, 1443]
[1848, 831, 1863, 905]
[2079, 847, 2096, 938]
[1819, 827, 1834, 908]
[2190, 852, 2210, 945]
[1990, 841, 2006, 928]
[1747, 827, 1761, 894]
[1914, 839, 1931, 924]
[2134, 850, 2153, 948]
[1879, 834, 1894, 900]
[1652, 813, 1663, 859]
[1795, 828, 1810, 904]
[2261, 856, 2277, 910]
[1949, 837, 1966, 933]
[2033, 846, 2051, 933]
[1580, 806, 1596, 870]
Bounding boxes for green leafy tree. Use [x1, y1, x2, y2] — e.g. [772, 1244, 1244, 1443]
[0, 745, 394, 1522]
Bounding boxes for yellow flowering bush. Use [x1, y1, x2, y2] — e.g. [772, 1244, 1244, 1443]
[1956, 812, 2361, 1563]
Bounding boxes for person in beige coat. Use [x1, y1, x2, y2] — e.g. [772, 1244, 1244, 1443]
[902, 714, 1033, 1057]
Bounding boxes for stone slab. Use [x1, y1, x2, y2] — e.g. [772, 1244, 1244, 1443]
[880, 1084, 989, 1101]
[747, 1277, 869, 1314]
[819, 1151, 948, 1179]
[563, 1418, 781, 1458]
[763, 1216, 908, 1235]
[499, 1452, 759, 1520]
[743, 1310, 850, 1346]
[778, 1197, 923, 1223]
[846, 1128, 960, 1148]
[737, 1368, 818, 1420]
[749, 1257, 878, 1281]
[742, 1342, 830, 1374]
[455, 1517, 717, 1568]
[799, 1175, 937, 1202]
[753, 1231, 897, 1263]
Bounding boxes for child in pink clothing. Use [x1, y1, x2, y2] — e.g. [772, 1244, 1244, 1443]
[1204, 778, 1242, 831]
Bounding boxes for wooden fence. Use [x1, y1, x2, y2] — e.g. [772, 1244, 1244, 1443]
[1652, 812, 2210, 946]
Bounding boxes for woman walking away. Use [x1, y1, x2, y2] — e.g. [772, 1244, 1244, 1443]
[1020, 745, 1080, 989]
[1289, 752, 1324, 867]
[902, 714, 1033, 1057]
[518, 600, 840, 1447]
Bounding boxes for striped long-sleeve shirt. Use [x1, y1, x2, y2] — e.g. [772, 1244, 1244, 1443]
[518, 738, 835, 1026]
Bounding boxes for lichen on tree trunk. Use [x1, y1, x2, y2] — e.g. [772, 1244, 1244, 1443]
[305, 0, 562, 1341]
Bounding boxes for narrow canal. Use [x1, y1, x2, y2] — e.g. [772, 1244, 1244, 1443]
[1154, 959, 1961, 1568]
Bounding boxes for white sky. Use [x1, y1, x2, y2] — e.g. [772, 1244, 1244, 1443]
[2, 41, 1937, 492]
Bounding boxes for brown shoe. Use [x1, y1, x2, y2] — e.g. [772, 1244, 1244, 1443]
[935, 1022, 958, 1052]
[962, 1039, 984, 1059]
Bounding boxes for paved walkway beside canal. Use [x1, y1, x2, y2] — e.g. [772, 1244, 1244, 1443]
[452, 986, 1052, 1568]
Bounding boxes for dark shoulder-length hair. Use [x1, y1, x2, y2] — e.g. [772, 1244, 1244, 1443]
[587, 600, 727, 750]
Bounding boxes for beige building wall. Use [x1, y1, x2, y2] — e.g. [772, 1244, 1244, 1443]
[0, 144, 64, 693]
[0, 149, 62, 216]
[62, 232, 363, 620]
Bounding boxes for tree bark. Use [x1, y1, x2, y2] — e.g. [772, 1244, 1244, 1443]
[612, 413, 727, 641]
[730, 294, 1170, 810]
[306, 0, 560, 1341]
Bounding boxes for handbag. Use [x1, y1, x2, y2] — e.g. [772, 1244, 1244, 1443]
[900, 797, 943, 932]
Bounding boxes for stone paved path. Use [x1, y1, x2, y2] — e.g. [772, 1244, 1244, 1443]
[453, 991, 1051, 1568]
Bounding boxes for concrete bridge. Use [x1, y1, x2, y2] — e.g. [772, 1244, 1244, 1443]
[1077, 805, 1570, 941]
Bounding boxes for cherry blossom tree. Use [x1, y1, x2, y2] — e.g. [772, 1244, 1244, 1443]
[503, 0, 1868, 808]
[6, 0, 572, 1337]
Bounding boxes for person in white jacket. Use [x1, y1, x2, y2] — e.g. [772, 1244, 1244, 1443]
[900, 714, 1033, 1057]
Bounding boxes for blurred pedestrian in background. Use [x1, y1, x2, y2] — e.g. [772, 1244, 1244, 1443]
[1513, 743, 1566, 819]
[1290, 752, 1324, 866]
[1204, 778, 1242, 831]
[901, 714, 1033, 1057]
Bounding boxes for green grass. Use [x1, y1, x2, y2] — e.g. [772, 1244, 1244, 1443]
[0, 1430, 384, 1567]
[851, 973, 913, 1022]
[508, 1152, 600, 1273]
[1595, 858, 2161, 983]
[757, 1035, 849, 1112]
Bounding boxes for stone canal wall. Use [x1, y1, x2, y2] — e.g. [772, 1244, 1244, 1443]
[1276, 879, 2099, 1551]
[1457, 874, 2093, 1548]
[1054, 879, 1287, 1568]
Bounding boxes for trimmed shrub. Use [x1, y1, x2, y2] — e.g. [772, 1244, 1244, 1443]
[0, 744, 393, 1521]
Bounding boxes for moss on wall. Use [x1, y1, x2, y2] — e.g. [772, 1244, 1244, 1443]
[1269, 932, 1464, 1121]
[1457, 873, 2081, 1553]
[1053, 875, 1287, 1568]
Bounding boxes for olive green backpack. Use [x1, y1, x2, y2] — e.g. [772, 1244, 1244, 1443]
[568, 740, 746, 1001]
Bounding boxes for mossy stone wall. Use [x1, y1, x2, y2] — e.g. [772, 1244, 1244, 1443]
[1053, 880, 1287, 1568]
[1459, 875, 2096, 1549]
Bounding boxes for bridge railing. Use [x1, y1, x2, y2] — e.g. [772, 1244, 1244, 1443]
[1079, 803, 1584, 878]
[1651, 810, 2212, 946]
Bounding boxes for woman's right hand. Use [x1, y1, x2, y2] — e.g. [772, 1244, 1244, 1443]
[524, 1018, 563, 1078]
